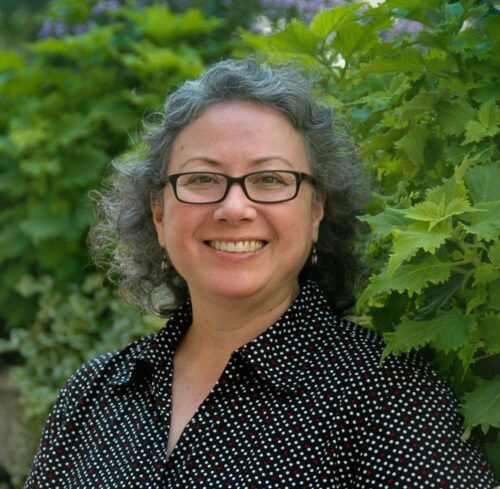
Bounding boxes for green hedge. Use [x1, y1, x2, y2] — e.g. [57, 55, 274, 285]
[246, 0, 499, 478]
[0, 3, 244, 484]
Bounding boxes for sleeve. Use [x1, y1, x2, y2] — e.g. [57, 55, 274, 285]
[23, 351, 116, 488]
[24, 382, 71, 488]
[339, 352, 497, 488]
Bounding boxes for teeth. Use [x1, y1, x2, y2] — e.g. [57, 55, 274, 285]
[209, 240, 265, 253]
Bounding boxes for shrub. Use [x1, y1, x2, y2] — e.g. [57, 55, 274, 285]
[246, 0, 499, 478]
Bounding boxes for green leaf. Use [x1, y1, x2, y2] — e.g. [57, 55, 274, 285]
[310, 4, 362, 37]
[362, 256, 453, 299]
[464, 163, 500, 204]
[269, 19, 319, 56]
[395, 125, 427, 165]
[388, 221, 450, 276]
[462, 101, 500, 145]
[358, 207, 412, 237]
[462, 201, 500, 241]
[332, 19, 378, 60]
[487, 280, 500, 311]
[382, 308, 475, 361]
[463, 120, 499, 145]
[461, 377, 500, 433]
[437, 102, 476, 136]
[489, 241, 500, 267]
[473, 264, 500, 287]
[478, 99, 500, 128]
[362, 47, 425, 74]
[399, 92, 439, 125]
[478, 315, 500, 355]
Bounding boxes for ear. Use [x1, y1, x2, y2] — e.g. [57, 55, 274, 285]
[151, 195, 166, 248]
[311, 195, 325, 242]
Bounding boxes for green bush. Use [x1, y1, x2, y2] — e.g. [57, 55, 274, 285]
[1, 274, 162, 485]
[0, 3, 242, 484]
[246, 0, 499, 478]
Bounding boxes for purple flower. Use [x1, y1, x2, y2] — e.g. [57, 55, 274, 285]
[92, 0, 121, 15]
[380, 18, 424, 40]
[38, 19, 69, 39]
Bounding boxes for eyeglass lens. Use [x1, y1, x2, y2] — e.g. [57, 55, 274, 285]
[175, 171, 299, 203]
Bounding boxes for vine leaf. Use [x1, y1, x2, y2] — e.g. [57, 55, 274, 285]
[359, 207, 412, 237]
[381, 308, 475, 361]
[461, 378, 500, 434]
[462, 201, 500, 240]
[310, 4, 362, 37]
[464, 163, 500, 204]
[478, 315, 500, 355]
[388, 221, 450, 276]
[361, 255, 453, 300]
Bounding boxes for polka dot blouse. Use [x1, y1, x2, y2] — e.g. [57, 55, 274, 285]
[25, 281, 495, 488]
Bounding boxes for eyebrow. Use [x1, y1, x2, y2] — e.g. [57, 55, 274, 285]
[178, 156, 295, 170]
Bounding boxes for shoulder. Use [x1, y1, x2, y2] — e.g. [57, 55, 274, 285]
[318, 314, 451, 405]
[56, 331, 158, 416]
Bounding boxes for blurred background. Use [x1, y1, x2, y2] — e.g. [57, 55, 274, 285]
[0, 0, 498, 486]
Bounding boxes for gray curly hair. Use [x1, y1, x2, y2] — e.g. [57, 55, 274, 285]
[89, 58, 368, 316]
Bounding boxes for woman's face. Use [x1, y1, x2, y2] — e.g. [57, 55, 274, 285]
[152, 101, 324, 304]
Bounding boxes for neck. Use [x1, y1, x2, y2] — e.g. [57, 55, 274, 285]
[177, 282, 300, 360]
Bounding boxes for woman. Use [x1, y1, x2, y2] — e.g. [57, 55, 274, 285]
[26, 59, 495, 488]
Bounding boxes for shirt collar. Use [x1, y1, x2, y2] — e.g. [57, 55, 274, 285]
[235, 281, 333, 393]
[107, 301, 191, 387]
[108, 281, 333, 394]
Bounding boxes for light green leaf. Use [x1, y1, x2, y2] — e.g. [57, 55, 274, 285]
[400, 197, 476, 227]
[332, 20, 376, 60]
[463, 120, 499, 145]
[310, 4, 362, 37]
[358, 207, 412, 237]
[478, 99, 500, 128]
[362, 256, 453, 299]
[269, 19, 319, 56]
[465, 163, 500, 203]
[473, 264, 500, 287]
[388, 221, 450, 276]
[457, 343, 479, 379]
[461, 378, 500, 433]
[362, 47, 425, 74]
[399, 92, 439, 124]
[437, 102, 476, 136]
[382, 308, 475, 361]
[478, 315, 500, 354]
[462, 202, 500, 240]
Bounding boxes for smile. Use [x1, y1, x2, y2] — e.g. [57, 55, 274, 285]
[207, 240, 266, 253]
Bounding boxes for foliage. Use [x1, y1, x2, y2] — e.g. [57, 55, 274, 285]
[0, 3, 231, 334]
[0, 274, 162, 486]
[0, 2, 239, 484]
[246, 0, 500, 477]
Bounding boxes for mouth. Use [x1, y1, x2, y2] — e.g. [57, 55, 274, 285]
[206, 240, 267, 253]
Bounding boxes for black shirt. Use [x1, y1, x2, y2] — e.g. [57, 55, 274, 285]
[25, 281, 495, 488]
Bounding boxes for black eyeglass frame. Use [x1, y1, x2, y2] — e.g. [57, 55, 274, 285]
[161, 170, 317, 204]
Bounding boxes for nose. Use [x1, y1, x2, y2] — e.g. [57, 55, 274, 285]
[212, 181, 258, 223]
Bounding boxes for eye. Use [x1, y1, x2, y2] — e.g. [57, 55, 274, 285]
[183, 173, 222, 186]
[250, 172, 291, 186]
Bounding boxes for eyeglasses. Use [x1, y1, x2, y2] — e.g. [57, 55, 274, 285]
[161, 170, 316, 204]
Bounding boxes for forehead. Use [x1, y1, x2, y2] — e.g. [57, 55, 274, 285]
[168, 101, 310, 173]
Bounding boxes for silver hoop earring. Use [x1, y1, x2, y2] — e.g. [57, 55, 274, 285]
[311, 244, 318, 266]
